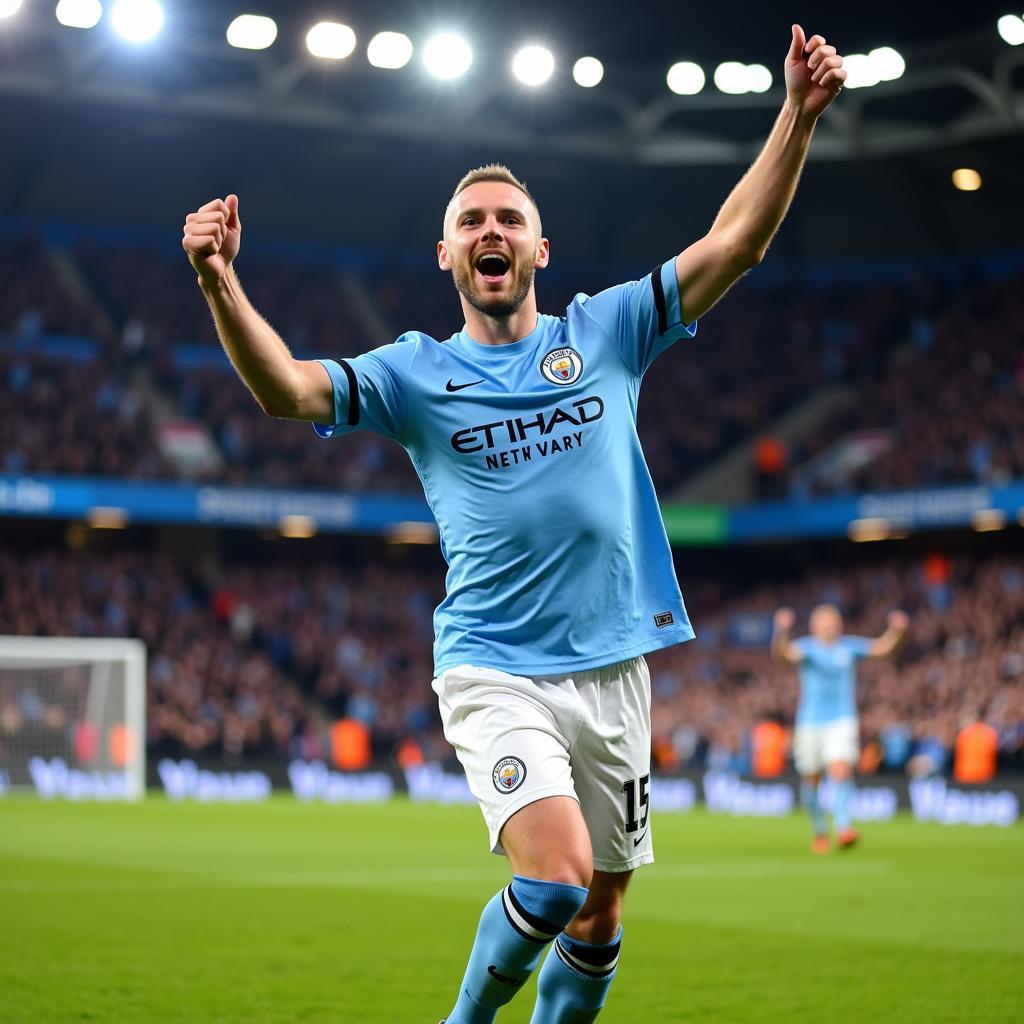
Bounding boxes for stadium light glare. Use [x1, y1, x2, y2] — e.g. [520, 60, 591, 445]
[367, 31, 413, 70]
[512, 44, 555, 87]
[86, 506, 129, 529]
[666, 61, 704, 95]
[423, 32, 473, 80]
[110, 0, 164, 43]
[279, 515, 317, 539]
[56, 0, 103, 28]
[842, 52, 880, 89]
[0, 0, 23, 18]
[306, 21, 356, 60]
[870, 46, 905, 81]
[714, 61, 750, 95]
[746, 63, 773, 93]
[997, 13, 1024, 45]
[572, 56, 603, 88]
[952, 167, 982, 191]
[971, 509, 1007, 532]
[226, 14, 277, 51]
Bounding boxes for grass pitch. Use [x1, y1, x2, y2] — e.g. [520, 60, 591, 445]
[1, 797, 1021, 1023]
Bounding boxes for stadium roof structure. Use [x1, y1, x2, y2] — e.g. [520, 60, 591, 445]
[1, 3, 1022, 166]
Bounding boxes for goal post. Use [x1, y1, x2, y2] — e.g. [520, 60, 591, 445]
[0, 636, 146, 800]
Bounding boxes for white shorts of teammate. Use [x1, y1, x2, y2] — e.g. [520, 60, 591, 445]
[432, 656, 653, 873]
[793, 717, 859, 776]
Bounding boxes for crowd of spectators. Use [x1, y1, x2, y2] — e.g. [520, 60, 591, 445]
[5, 231, 945, 496]
[784, 272, 1024, 496]
[1, 542, 1021, 778]
[649, 551, 1024, 778]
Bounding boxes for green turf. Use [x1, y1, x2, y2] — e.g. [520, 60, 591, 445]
[1, 797, 1021, 1023]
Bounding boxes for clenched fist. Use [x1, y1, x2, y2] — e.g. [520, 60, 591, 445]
[774, 607, 796, 632]
[182, 194, 241, 287]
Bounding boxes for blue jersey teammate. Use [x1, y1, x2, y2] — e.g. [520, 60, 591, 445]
[772, 604, 909, 852]
[183, 25, 848, 1024]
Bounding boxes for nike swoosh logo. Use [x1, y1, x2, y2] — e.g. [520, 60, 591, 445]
[487, 965, 520, 986]
[446, 378, 485, 393]
[633, 825, 649, 848]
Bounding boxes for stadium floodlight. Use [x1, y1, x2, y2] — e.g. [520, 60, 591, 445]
[714, 61, 750, 95]
[842, 53, 880, 89]
[423, 32, 473, 80]
[572, 56, 603, 88]
[367, 31, 413, 69]
[870, 46, 905, 81]
[56, 0, 103, 29]
[952, 167, 982, 191]
[512, 44, 555, 87]
[306, 21, 356, 60]
[0, 0, 22, 16]
[746, 63, 772, 93]
[666, 61, 705, 95]
[226, 14, 277, 51]
[997, 13, 1024, 45]
[110, 0, 164, 43]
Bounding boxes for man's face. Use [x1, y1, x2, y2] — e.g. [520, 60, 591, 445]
[438, 181, 549, 318]
[810, 605, 843, 642]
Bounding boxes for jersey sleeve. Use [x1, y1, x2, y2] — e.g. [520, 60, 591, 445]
[792, 637, 810, 662]
[579, 258, 698, 377]
[312, 343, 409, 441]
[843, 636, 874, 660]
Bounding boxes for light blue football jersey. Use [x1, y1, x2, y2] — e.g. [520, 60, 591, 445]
[793, 635, 873, 726]
[315, 259, 697, 676]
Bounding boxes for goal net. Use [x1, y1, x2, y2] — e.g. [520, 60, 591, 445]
[0, 636, 146, 800]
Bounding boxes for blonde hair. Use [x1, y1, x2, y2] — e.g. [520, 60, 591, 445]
[445, 164, 541, 234]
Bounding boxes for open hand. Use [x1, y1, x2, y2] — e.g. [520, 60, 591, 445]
[888, 610, 910, 632]
[785, 24, 846, 120]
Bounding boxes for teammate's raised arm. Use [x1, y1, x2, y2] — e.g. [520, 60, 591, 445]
[868, 610, 910, 659]
[771, 606, 802, 664]
[674, 24, 847, 322]
[182, 194, 334, 423]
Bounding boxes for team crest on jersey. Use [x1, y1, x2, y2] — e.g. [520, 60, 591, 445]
[540, 348, 583, 386]
[492, 756, 527, 794]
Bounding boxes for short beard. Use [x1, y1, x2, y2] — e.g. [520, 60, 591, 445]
[452, 259, 534, 319]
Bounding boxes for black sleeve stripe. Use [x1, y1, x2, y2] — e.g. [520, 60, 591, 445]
[339, 358, 359, 427]
[650, 265, 667, 336]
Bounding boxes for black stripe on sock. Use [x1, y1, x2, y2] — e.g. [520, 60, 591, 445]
[505, 885, 560, 939]
[500, 895, 548, 944]
[557, 935, 621, 968]
[650, 266, 667, 336]
[554, 939, 616, 978]
[339, 358, 359, 426]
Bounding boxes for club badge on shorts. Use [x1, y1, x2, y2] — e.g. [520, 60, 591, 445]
[540, 348, 583, 386]
[492, 755, 527, 794]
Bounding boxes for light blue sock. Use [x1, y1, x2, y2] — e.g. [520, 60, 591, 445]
[446, 875, 589, 1024]
[530, 928, 622, 1024]
[800, 780, 827, 835]
[833, 779, 855, 832]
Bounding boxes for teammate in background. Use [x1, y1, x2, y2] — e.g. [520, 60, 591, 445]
[772, 604, 909, 852]
[183, 25, 846, 1024]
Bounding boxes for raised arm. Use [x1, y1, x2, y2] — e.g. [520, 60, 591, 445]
[771, 607, 803, 665]
[868, 610, 910, 659]
[675, 24, 847, 322]
[182, 195, 334, 423]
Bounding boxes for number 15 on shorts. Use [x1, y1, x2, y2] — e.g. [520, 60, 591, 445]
[622, 774, 650, 834]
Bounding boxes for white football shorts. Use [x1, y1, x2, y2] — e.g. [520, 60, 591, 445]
[793, 717, 859, 775]
[432, 657, 653, 873]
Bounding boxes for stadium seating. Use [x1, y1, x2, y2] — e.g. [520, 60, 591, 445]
[2, 543, 1020, 774]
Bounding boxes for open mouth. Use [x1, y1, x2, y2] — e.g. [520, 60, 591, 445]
[475, 252, 511, 282]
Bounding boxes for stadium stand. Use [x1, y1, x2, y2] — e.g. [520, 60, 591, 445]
[5, 232, 941, 494]
[784, 272, 1024, 496]
[2, 541, 1020, 776]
